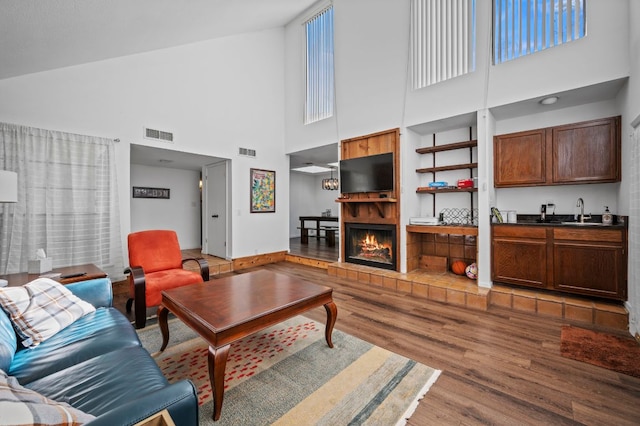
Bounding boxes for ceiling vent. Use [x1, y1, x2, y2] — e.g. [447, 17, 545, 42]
[238, 147, 256, 158]
[144, 127, 174, 143]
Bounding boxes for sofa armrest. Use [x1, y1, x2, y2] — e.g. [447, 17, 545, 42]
[65, 278, 113, 308]
[84, 380, 198, 426]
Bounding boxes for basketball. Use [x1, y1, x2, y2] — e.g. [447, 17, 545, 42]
[451, 260, 467, 275]
[465, 263, 478, 280]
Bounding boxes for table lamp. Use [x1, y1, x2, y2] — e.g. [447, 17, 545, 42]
[0, 170, 17, 286]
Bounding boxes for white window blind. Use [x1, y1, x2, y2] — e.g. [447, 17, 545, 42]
[304, 6, 334, 124]
[494, 0, 586, 64]
[411, 0, 476, 89]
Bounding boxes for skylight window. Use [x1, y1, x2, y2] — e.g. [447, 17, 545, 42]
[291, 165, 332, 174]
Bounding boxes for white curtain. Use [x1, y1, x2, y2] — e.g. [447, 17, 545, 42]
[630, 124, 640, 338]
[0, 123, 124, 279]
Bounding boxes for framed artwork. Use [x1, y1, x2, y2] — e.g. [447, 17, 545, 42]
[132, 186, 170, 199]
[250, 168, 275, 213]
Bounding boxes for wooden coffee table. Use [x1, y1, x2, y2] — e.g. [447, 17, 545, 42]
[157, 269, 338, 421]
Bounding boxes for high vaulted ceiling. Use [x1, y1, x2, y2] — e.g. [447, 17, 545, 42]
[0, 0, 317, 80]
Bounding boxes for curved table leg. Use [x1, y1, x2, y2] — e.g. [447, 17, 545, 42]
[323, 301, 338, 348]
[158, 305, 170, 351]
[209, 344, 230, 421]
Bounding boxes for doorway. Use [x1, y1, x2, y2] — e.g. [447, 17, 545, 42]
[204, 161, 228, 259]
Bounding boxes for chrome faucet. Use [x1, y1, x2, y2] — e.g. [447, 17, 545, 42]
[576, 198, 591, 223]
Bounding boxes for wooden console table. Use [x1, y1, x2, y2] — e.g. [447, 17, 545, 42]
[0, 263, 107, 287]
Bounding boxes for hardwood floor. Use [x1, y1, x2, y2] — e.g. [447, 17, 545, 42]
[288, 236, 339, 262]
[113, 261, 640, 425]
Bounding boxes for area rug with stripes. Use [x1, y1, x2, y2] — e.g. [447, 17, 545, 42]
[137, 315, 441, 425]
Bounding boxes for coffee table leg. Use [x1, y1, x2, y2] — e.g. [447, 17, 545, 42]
[324, 301, 338, 348]
[208, 344, 230, 421]
[158, 305, 170, 351]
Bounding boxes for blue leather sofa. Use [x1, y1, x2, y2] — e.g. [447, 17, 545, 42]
[0, 277, 198, 425]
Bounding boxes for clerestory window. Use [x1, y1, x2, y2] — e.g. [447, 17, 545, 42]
[494, 0, 587, 64]
[410, 0, 477, 89]
[304, 5, 334, 124]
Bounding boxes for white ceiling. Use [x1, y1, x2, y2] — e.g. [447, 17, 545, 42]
[0, 0, 318, 80]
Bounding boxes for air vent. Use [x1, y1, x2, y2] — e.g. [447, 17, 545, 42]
[238, 147, 256, 158]
[144, 127, 174, 143]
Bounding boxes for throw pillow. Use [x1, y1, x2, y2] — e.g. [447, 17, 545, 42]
[0, 278, 95, 349]
[0, 369, 95, 425]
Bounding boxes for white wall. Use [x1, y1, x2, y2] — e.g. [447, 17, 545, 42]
[285, 0, 630, 151]
[130, 165, 201, 249]
[0, 28, 290, 260]
[289, 171, 340, 237]
[622, 0, 640, 337]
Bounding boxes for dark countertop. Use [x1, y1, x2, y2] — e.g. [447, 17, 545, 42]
[492, 214, 628, 228]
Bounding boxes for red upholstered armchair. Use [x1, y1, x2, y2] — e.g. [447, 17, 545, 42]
[125, 230, 209, 328]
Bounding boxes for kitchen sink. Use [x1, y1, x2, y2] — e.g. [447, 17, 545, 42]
[560, 221, 607, 226]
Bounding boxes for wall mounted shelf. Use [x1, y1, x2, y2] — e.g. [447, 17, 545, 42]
[416, 187, 477, 194]
[415, 140, 477, 154]
[406, 224, 478, 236]
[416, 162, 478, 174]
[416, 132, 477, 221]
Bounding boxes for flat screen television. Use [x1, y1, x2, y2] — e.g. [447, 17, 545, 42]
[339, 152, 394, 194]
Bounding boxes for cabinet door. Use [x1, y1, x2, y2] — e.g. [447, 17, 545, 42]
[552, 227, 626, 300]
[553, 242, 625, 300]
[492, 227, 547, 288]
[494, 129, 547, 187]
[552, 117, 620, 184]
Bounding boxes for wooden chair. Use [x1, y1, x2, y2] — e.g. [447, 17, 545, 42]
[125, 230, 209, 328]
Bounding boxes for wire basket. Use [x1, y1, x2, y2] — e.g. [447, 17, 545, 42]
[439, 208, 478, 226]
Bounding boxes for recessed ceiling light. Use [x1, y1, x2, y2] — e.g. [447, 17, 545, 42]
[291, 165, 332, 174]
[540, 96, 559, 105]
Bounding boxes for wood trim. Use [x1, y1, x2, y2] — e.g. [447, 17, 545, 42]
[339, 128, 401, 271]
[232, 251, 287, 271]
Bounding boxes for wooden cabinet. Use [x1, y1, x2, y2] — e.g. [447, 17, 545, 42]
[494, 116, 620, 187]
[492, 226, 548, 288]
[552, 118, 620, 183]
[494, 129, 547, 186]
[553, 227, 627, 300]
[491, 224, 627, 301]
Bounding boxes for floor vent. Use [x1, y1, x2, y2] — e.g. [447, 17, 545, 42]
[238, 147, 256, 158]
[144, 127, 174, 142]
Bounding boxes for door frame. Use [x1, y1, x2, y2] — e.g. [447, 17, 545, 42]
[203, 160, 230, 259]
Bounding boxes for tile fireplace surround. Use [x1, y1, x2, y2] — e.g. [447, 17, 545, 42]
[321, 261, 629, 331]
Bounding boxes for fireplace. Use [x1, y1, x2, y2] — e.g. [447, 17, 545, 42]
[345, 223, 396, 270]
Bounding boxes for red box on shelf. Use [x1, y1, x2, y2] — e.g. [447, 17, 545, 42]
[457, 179, 474, 188]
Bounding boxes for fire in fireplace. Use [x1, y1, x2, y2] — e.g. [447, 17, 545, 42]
[345, 223, 396, 270]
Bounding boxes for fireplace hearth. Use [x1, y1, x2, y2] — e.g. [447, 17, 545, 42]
[345, 223, 396, 270]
